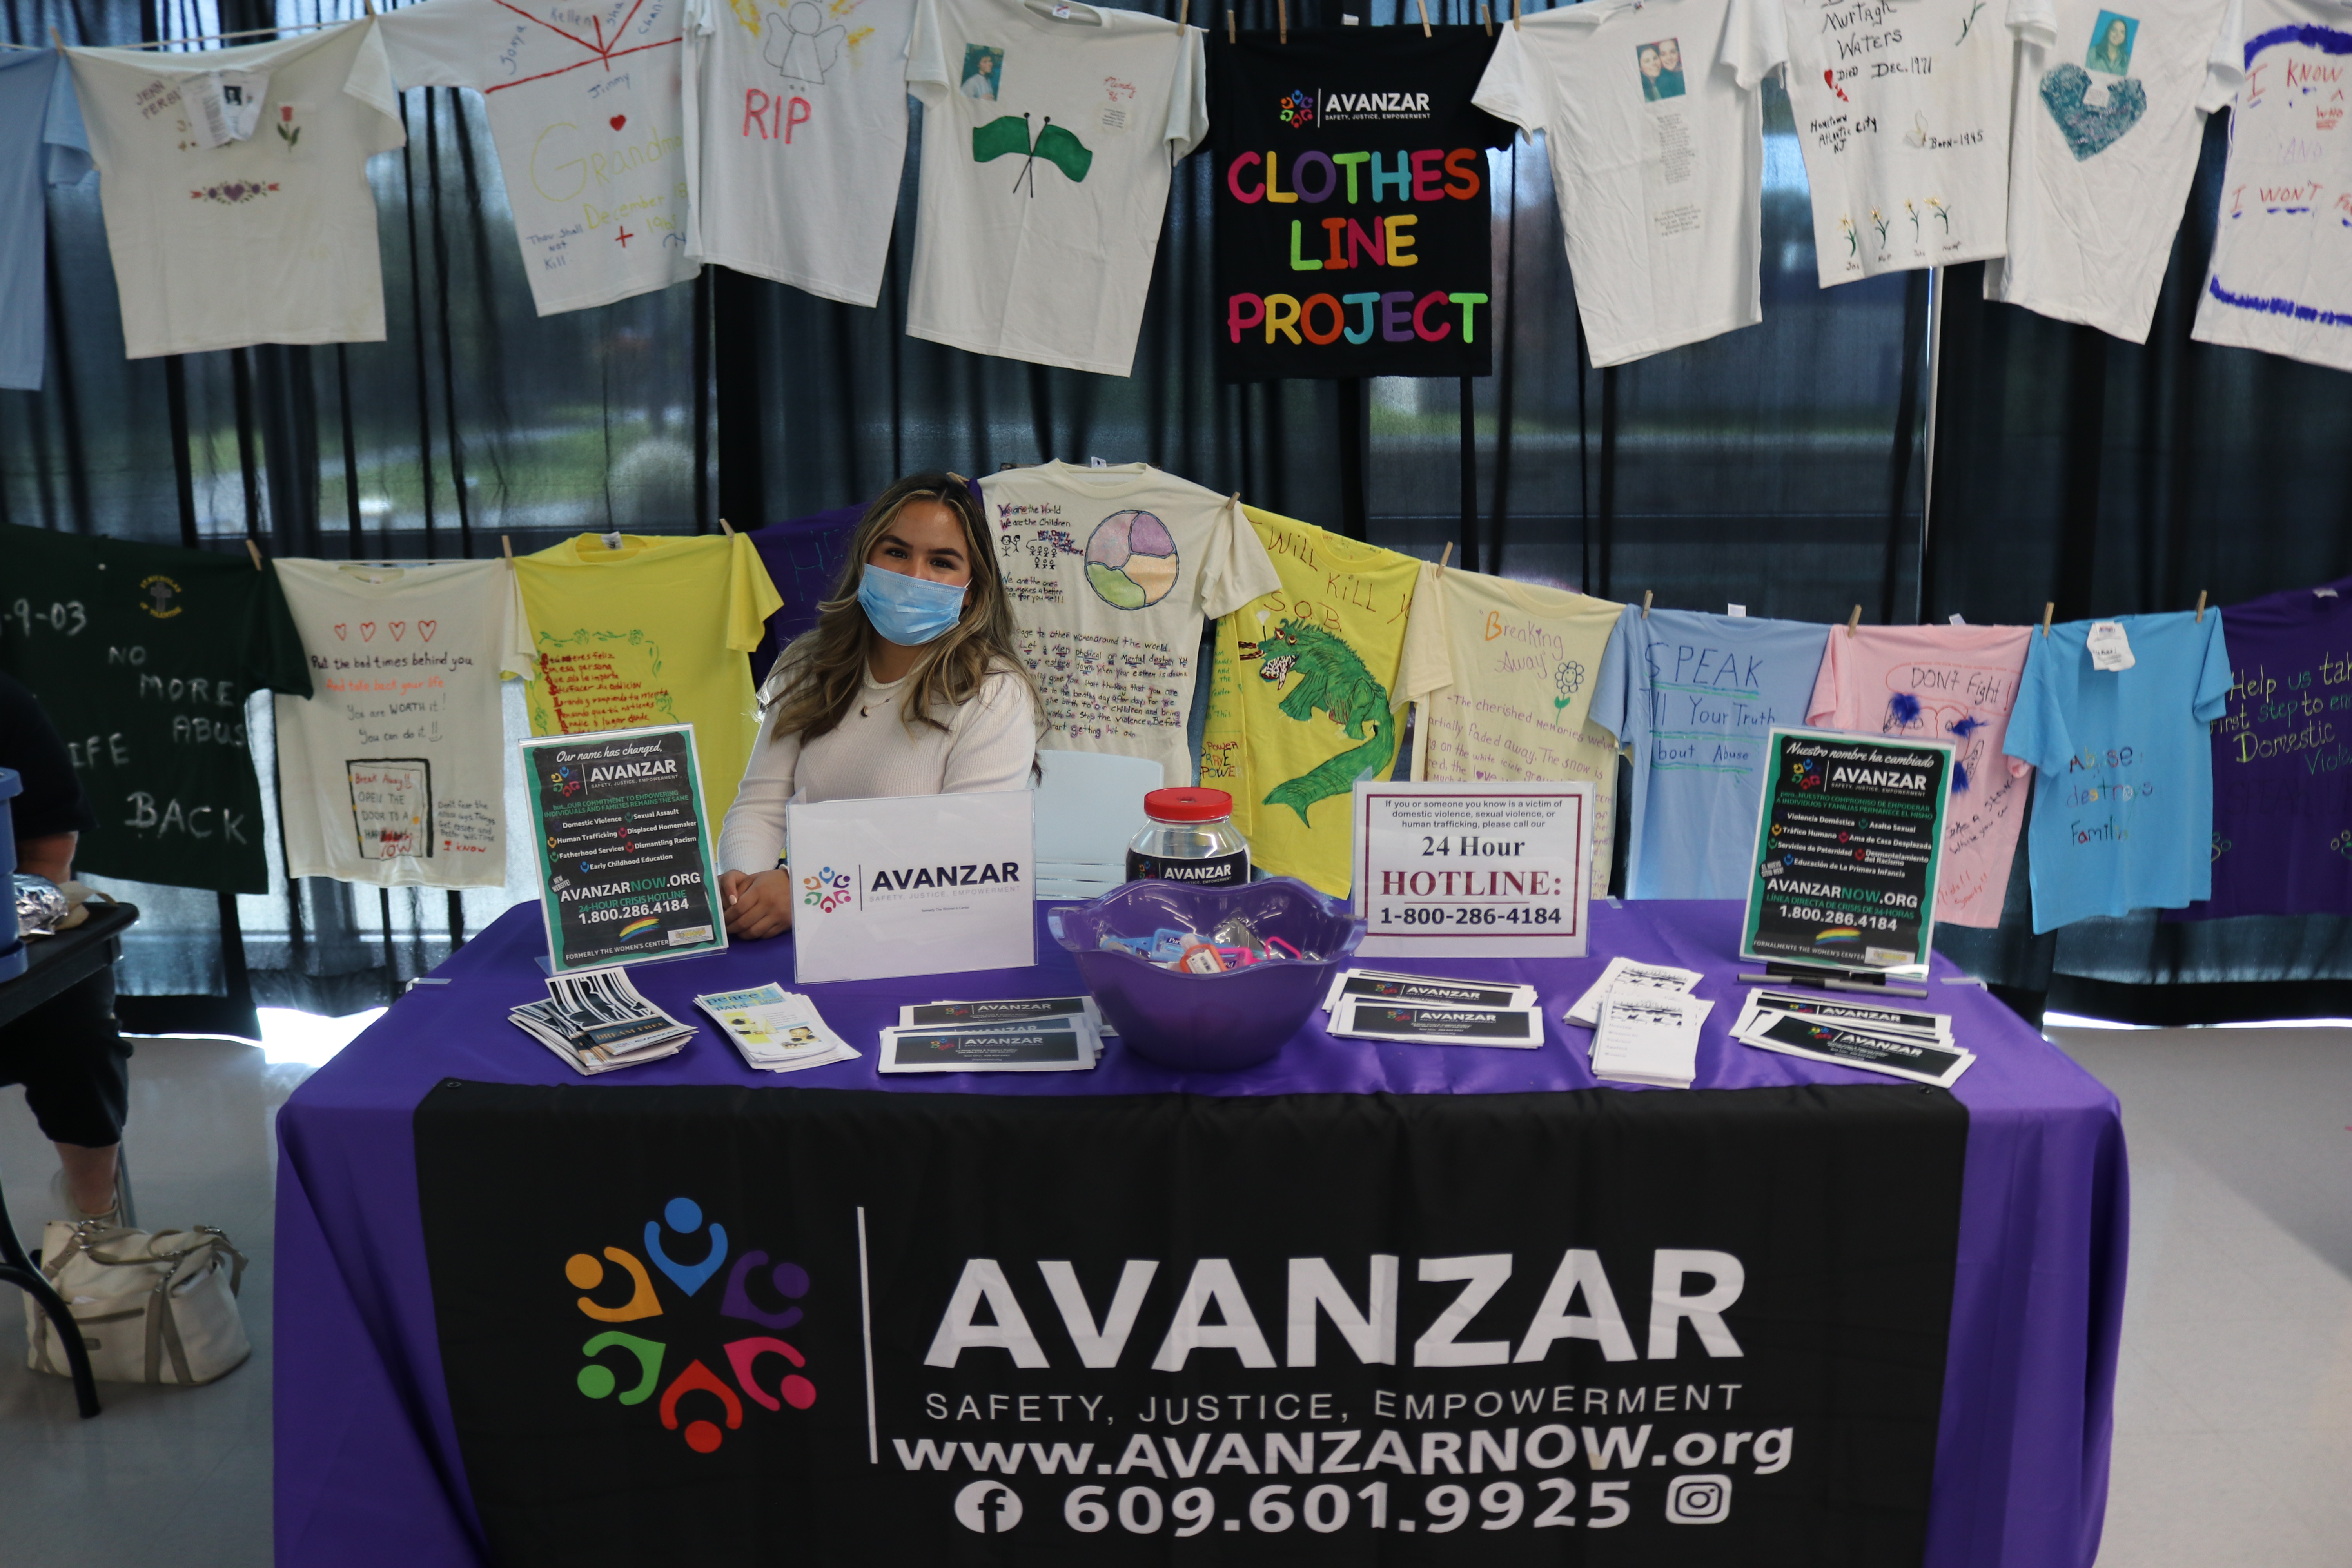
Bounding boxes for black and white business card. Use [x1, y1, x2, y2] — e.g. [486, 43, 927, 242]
[1330, 999, 1544, 1048]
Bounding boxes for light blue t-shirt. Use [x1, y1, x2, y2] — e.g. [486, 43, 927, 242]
[0, 51, 91, 393]
[2004, 612, 2232, 933]
[1591, 608, 1832, 900]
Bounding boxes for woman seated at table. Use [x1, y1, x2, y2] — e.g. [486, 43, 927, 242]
[717, 472, 1042, 938]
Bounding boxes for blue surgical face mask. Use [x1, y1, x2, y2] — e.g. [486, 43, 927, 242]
[857, 563, 968, 647]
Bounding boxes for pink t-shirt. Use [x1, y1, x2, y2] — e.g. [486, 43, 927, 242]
[1806, 625, 2034, 928]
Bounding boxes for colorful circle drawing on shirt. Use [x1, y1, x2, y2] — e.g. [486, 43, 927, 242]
[1083, 511, 1180, 611]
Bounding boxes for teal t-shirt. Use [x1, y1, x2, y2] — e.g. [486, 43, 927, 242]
[1591, 608, 1831, 900]
[2004, 613, 2232, 933]
[0, 527, 314, 894]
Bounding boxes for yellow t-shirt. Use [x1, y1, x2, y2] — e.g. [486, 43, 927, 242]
[1200, 508, 1424, 896]
[514, 533, 783, 821]
[1400, 570, 1627, 892]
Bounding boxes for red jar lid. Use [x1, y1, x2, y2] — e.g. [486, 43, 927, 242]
[1144, 787, 1234, 823]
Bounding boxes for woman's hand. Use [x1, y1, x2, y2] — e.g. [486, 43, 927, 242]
[719, 868, 796, 940]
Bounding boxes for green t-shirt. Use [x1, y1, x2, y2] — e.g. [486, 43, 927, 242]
[1, 527, 313, 893]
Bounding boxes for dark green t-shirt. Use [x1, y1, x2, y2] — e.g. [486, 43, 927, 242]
[1, 527, 313, 893]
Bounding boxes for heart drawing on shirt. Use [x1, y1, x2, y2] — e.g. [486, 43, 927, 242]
[2040, 63, 2146, 160]
[610, 114, 627, 131]
[359, 622, 377, 641]
[391, 621, 407, 641]
[332, 623, 347, 640]
[418, 619, 437, 642]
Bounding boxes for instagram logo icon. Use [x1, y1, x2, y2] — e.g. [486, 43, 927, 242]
[1666, 1474, 1733, 1525]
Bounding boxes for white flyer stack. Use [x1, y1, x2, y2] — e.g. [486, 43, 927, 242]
[1588, 993, 1713, 1088]
[1321, 968, 1545, 1049]
[1730, 989, 1974, 1088]
[878, 996, 1109, 1074]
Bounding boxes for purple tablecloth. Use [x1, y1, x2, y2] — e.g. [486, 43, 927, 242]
[274, 899, 2124, 1568]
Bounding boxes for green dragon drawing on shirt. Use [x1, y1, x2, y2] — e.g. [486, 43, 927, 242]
[1247, 619, 1396, 825]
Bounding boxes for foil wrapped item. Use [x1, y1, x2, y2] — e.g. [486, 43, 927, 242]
[15, 873, 69, 940]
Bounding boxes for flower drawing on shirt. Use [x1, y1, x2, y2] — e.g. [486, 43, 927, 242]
[276, 103, 299, 150]
[1553, 660, 1587, 719]
[1839, 214, 1858, 257]
[1904, 199, 1920, 241]
[1927, 197, 1950, 234]
[1956, 0, 1985, 44]
[764, 0, 847, 85]
[1869, 208, 1890, 246]
[190, 180, 281, 204]
[1248, 619, 1397, 825]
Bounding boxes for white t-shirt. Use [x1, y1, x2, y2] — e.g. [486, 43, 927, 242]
[1763, 0, 2030, 284]
[2192, 0, 2352, 370]
[682, 0, 916, 305]
[67, 24, 403, 358]
[978, 461, 1281, 786]
[718, 660, 1038, 873]
[382, 0, 699, 316]
[1989, 0, 2241, 340]
[272, 559, 535, 888]
[905, 0, 1206, 376]
[1474, 0, 1769, 366]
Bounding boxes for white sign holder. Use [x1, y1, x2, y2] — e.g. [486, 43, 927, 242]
[787, 789, 1037, 985]
[1350, 781, 1595, 960]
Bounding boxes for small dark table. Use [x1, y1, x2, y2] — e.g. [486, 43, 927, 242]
[0, 898, 138, 1417]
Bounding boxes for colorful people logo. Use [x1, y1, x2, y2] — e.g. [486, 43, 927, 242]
[548, 764, 582, 799]
[567, 1196, 815, 1455]
[802, 866, 853, 911]
[1789, 755, 1823, 791]
[1277, 88, 1314, 128]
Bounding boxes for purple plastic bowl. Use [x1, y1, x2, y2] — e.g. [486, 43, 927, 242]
[1046, 877, 1367, 1073]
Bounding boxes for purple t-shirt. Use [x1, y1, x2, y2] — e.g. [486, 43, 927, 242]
[745, 504, 864, 681]
[2182, 575, 2352, 919]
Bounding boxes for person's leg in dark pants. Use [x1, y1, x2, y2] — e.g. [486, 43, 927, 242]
[0, 968, 132, 1221]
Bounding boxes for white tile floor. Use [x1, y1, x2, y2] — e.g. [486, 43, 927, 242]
[0, 1022, 2348, 1566]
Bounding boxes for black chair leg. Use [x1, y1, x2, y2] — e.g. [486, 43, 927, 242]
[0, 1179, 100, 1417]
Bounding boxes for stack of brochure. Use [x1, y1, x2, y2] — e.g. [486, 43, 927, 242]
[1731, 989, 1973, 1088]
[511, 967, 696, 1076]
[693, 985, 859, 1073]
[1321, 967, 1544, 1049]
[1588, 992, 1713, 1088]
[878, 996, 1108, 1074]
[1563, 956, 1704, 1027]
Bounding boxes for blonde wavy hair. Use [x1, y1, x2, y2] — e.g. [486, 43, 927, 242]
[764, 473, 1043, 745]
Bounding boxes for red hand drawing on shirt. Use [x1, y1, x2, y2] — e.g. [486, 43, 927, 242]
[486, 0, 680, 96]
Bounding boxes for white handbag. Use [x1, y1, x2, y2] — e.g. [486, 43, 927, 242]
[24, 1220, 252, 1386]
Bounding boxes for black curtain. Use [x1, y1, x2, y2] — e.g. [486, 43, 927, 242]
[8, 0, 2332, 1031]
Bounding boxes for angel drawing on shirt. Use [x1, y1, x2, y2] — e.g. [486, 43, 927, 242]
[765, 0, 847, 86]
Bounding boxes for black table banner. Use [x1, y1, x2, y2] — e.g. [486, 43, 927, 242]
[416, 1082, 1966, 1566]
[1209, 29, 1514, 382]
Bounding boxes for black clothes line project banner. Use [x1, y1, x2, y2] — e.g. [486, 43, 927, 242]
[1210, 27, 1514, 381]
[416, 1082, 1967, 1565]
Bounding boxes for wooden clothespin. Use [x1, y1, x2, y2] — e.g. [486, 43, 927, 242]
[361, 0, 377, 13]
[1478, 2, 1492, 33]
[1416, 0, 1432, 35]
[51, 25, 65, 47]
[1511, 0, 1520, 27]
[1436, 541, 1453, 577]
[1227, 7, 1236, 42]
[1641, 588, 1653, 619]
[2040, 602, 2054, 638]
[1176, 0, 1187, 30]
[1276, 0, 1286, 43]
[1846, 605, 1860, 639]
[719, 517, 736, 536]
[2194, 589, 2208, 623]
[501, 534, 514, 561]
[244, 538, 264, 571]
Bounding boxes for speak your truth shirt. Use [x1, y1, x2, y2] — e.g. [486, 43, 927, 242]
[1590, 606, 1831, 899]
